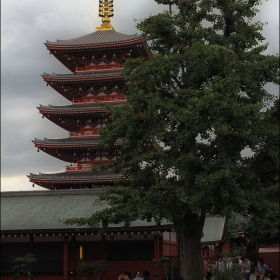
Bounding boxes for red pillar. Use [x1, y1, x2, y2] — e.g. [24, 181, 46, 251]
[204, 245, 209, 260]
[64, 236, 69, 280]
[154, 235, 164, 280]
[154, 235, 160, 259]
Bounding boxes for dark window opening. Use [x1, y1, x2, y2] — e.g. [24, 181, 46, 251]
[1, 244, 63, 274]
[106, 243, 153, 261]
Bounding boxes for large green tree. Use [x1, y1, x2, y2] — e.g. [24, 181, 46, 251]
[65, 1, 279, 279]
[241, 99, 279, 246]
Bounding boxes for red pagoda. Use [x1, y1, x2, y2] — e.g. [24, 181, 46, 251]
[28, 1, 152, 190]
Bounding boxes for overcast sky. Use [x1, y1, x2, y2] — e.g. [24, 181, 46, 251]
[1, 0, 279, 192]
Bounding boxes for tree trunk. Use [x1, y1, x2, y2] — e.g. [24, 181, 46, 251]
[179, 231, 204, 280]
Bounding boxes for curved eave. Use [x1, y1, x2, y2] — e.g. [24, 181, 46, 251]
[29, 176, 125, 184]
[40, 108, 111, 114]
[38, 103, 120, 114]
[145, 138, 164, 153]
[151, 141, 164, 153]
[42, 73, 125, 101]
[27, 172, 126, 189]
[46, 38, 152, 57]
[42, 72, 124, 82]
[33, 145, 121, 163]
[28, 178, 122, 190]
[46, 37, 144, 49]
[46, 39, 152, 72]
[33, 139, 122, 149]
[39, 109, 109, 131]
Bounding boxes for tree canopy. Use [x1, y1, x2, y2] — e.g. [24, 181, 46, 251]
[65, 1, 279, 279]
[241, 99, 279, 245]
[13, 254, 36, 280]
[76, 261, 107, 280]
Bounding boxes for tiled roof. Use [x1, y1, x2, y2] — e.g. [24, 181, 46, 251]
[1, 190, 225, 242]
[27, 171, 123, 180]
[32, 137, 123, 147]
[201, 215, 225, 243]
[42, 71, 123, 79]
[33, 137, 100, 145]
[45, 30, 143, 46]
[1, 190, 169, 231]
[38, 103, 123, 113]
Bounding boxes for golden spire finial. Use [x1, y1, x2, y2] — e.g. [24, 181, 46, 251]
[96, 0, 115, 31]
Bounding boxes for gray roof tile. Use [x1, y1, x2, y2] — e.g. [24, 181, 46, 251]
[32, 137, 122, 148]
[38, 103, 123, 113]
[201, 216, 225, 243]
[27, 171, 123, 180]
[33, 137, 100, 145]
[45, 30, 143, 46]
[42, 71, 123, 79]
[1, 190, 169, 231]
[1, 190, 224, 241]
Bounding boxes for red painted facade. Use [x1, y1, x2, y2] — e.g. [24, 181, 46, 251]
[1, 233, 178, 280]
[259, 243, 280, 277]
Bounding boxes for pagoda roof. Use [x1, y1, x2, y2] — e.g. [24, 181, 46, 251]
[42, 71, 125, 101]
[28, 171, 123, 182]
[33, 137, 100, 147]
[42, 71, 123, 81]
[45, 30, 143, 47]
[33, 137, 122, 161]
[33, 137, 121, 148]
[38, 104, 120, 131]
[27, 171, 125, 190]
[38, 103, 123, 114]
[45, 31, 152, 72]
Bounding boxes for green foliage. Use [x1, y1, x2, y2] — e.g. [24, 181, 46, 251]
[12, 254, 36, 280]
[215, 267, 242, 280]
[226, 212, 243, 239]
[230, 243, 248, 257]
[240, 99, 280, 245]
[76, 261, 107, 280]
[152, 257, 171, 280]
[64, 1, 279, 279]
[154, 273, 159, 278]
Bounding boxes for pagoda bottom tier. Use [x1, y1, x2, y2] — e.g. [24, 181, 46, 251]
[27, 171, 125, 190]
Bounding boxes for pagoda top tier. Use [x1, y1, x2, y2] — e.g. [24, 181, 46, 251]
[45, 30, 152, 72]
[45, 30, 143, 48]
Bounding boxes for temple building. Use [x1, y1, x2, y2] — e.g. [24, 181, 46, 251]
[1, 2, 229, 280]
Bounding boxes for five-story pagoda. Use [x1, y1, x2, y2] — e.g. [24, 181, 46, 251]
[28, 0, 152, 190]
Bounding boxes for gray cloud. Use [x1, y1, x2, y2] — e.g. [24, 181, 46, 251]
[1, 0, 278, 191]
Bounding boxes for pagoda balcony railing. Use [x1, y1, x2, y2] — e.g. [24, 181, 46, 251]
[66, 164, 91, 172]
[75, 64, 123, 73]
[66, 160, 114, 172]
[72, 94, 126, 104]
[69, 128, 102, 137]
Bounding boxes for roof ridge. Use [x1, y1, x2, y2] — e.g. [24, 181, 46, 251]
[1, 188, 103, 197]
[44, 30, 143, 47]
